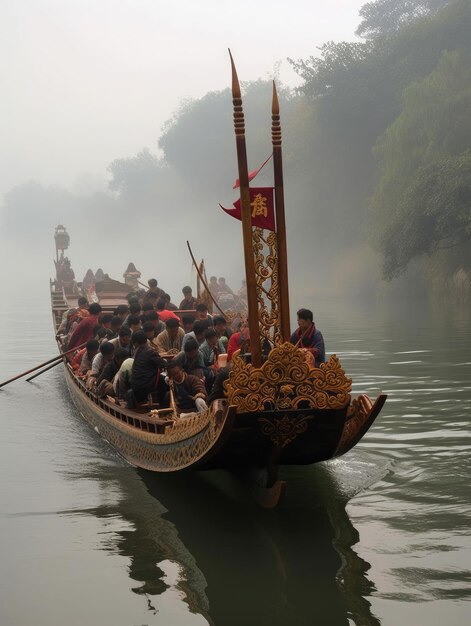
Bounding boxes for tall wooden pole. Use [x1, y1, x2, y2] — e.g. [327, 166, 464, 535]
[229, 50, 261, 367]
[272, 81, 291, 340]
[186, 241, 228, 319]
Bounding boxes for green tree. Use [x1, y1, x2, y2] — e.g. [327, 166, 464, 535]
[288, 41, 371, 101]
[288, 0, 471, 256]
[356, 0, 450, 39]
[378, 154, 471, 278]
[158, 80, 294, 196]
[108, 148, 162, 199]
[371, 51, 471, 278]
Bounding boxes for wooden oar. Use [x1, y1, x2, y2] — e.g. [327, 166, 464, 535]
[168, 380, 179, 417]
[0, 342, 86, 389]
[26, 359, 63, 382]
[186, 241, 228, 319]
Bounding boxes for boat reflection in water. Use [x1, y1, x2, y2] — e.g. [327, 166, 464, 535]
[68, 459, 381, 626]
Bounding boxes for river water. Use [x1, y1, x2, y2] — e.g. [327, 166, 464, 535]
[0, 288, 470, 626]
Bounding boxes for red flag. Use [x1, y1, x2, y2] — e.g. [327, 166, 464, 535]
[232, 154, 272, 189]
[220, 187, 275, 231]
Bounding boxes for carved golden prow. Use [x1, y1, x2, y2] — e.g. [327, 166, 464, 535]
[224, 343, 352, 413]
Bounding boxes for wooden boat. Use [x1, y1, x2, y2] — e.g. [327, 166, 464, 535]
[50, 55, 386, 507]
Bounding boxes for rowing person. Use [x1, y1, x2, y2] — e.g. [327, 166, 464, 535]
[166, 361, 208, 414]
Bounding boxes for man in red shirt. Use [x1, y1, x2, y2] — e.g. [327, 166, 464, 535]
[67, 303, 103, 350]
[71, 339, 100, 373]
[227, 322, 250, 362]
[156, 299, 180, 322]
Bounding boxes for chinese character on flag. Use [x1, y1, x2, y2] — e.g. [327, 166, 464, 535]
[219, 187, 275, 231]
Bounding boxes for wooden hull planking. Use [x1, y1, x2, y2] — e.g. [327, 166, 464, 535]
[63, 365, 237, 472]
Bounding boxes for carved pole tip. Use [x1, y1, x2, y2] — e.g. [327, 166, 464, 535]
[272, 80, 279, 114]
[228, 49, 241, 99]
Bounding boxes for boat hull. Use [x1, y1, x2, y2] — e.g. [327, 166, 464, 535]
[63, 365, 237, 472]
[52, 285, 386, 487]
[63, 362, 385, 474]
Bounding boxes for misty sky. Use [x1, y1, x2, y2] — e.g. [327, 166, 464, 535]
[1, 0, 365, 200]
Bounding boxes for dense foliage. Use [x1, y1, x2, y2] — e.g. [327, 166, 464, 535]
[372, 50, 471, 278]
[356, 0, 450, 38]
[289, 0, 471, 291]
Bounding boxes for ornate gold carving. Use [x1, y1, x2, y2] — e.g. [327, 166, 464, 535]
[93, 415, 221, 472]
[221, 309, 242, 325]
[252, 227, 281, 345]
[258, 414, 314, 449]
[224, 343, 351, 413]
